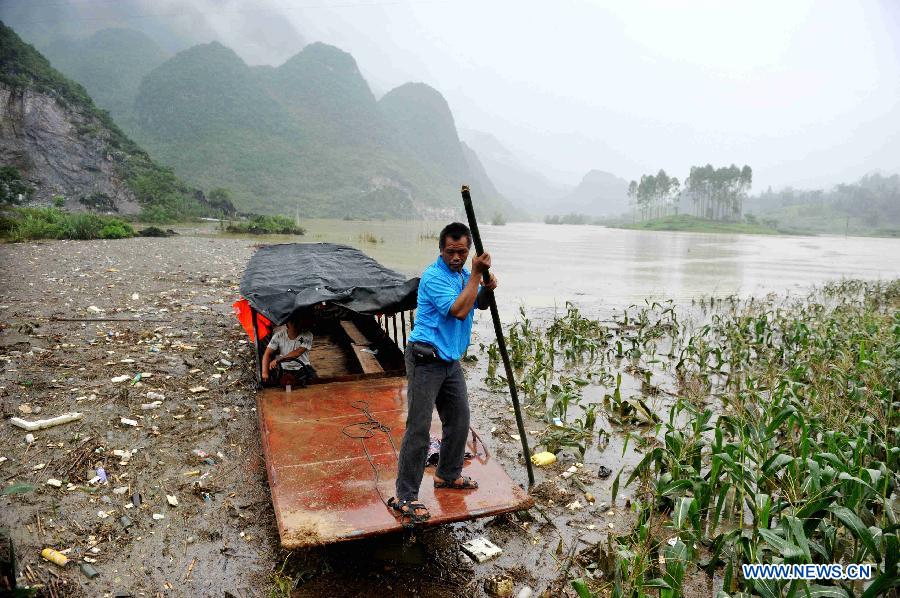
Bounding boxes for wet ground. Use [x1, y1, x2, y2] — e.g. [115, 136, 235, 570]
[0, 236, 633, 598]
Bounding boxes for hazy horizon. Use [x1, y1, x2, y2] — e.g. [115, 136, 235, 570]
[3, 0, 898, 192]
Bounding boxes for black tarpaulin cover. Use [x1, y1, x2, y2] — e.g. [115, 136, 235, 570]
[239, 243, 419, 324]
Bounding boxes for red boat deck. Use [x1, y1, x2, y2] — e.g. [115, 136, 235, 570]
[257, 377, 533, 548]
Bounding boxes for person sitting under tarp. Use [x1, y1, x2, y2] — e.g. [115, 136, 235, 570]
[261, 313, 316, 387]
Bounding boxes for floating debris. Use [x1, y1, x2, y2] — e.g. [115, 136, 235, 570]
[10, 412, 83, 431]
[461, 536, 503, 563]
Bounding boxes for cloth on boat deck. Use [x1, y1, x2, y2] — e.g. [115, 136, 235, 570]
[425, 436, 476, 466]
[239, 243, 419, 326]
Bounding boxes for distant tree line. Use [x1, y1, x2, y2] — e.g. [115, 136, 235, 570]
[544, 213, 593, 225]
[752, 173, 900, 229]
[628, 164, 752, 222]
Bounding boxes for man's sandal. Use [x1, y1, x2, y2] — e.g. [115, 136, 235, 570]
[434, 476, 478, 490]
[387, 497, 430, 528]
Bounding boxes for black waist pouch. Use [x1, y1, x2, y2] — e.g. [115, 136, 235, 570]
[410, 342, 442, 365]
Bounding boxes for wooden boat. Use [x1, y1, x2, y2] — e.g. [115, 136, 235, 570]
[235, 243, 533, 548]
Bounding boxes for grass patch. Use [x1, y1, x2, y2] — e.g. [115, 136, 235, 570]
[225, 215, 305, 235]
[1, 207, 135, 241]
[615, 214, 782, 235]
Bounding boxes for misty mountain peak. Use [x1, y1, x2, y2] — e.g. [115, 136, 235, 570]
[282, 42, 361, 74]
[379, 82, 467, 179]
[581, 170, 622, 184]
[381, 82, 451, 111]
[276, 41, 376, 106]
[134, 39, 284, 139]
[178, 40, 247, 68]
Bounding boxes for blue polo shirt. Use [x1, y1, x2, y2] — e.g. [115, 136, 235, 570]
[408, 256, 478, 362]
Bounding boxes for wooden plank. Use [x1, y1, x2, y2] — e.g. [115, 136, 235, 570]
[338, 320, 384, 374]
[351, 344, 384, 374]
[257, 378, 534, 548]
[339, 320, 370, 345]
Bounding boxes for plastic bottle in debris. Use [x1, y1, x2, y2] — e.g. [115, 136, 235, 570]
[41, 548, 69, 566]
[530, 452, 557, 467]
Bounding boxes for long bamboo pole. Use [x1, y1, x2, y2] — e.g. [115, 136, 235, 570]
[460, 185, 535, 487]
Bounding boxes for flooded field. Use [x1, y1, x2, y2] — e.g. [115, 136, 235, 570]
[1, 221, 898, 596]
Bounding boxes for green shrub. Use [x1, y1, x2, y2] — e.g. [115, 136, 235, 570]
[9, 209, 60, 241]
[226, 214, 304, 235]
[139, 204, 178, 224]
[99, 221, 134, 239]
[60, 212, 105, 239]
[2, 207, 134, 241]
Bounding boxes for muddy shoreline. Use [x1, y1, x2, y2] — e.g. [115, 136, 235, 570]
[1, 237, 638, 597]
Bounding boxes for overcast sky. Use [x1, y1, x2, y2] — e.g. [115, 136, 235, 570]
[8, 0, 900, 190]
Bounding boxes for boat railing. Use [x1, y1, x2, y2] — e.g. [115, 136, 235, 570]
[377, 309, 414, 351]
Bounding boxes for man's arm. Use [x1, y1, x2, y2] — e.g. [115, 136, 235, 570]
[448, 275, 481, 320]
[448, 253, 492, 320]
[277, 346, 308, 361]
[261, 346, 276, 380]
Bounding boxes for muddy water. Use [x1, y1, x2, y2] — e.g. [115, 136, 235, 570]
[192, 219, 900, 310]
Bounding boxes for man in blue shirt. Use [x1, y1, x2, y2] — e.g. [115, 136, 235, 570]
[390, 222, 497, 524]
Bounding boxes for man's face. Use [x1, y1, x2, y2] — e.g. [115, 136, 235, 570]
[440, 236, 470, 272]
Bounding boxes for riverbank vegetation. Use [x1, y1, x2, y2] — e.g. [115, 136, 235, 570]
[224, 214, 304, 235]
[749, 173, 900, 238]
[616, 214, 783, 235]
[483, 280, 899, 597]
[0, 207, 135, 241]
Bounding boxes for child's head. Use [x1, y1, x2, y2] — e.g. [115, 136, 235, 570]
[287, 311, 313, 334]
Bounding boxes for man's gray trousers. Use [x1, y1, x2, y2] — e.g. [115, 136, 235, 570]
[395, 342, 470, 501]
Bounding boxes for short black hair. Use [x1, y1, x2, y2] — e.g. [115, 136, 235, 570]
[439, 222, 472, 249]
